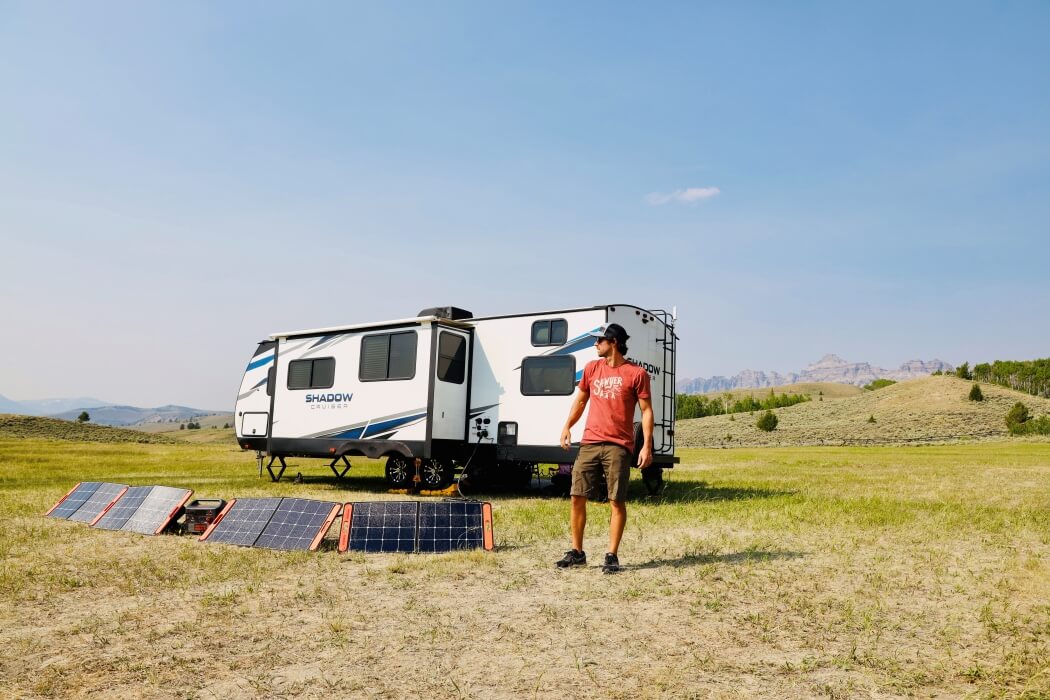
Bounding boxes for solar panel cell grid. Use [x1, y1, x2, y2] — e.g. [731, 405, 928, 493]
[347, 502, 418, 553]
[68, 483, 128, 523]
[203, 498, 281, 546]
[121, 486, 191, 535]
[253, 498, 339, 551]
[418, 501, 485, 553]
[47, 482, 103, 519]
[93, 486, 153, 530]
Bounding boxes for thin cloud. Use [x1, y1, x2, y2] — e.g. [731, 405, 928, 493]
[646, 187, 721, 205]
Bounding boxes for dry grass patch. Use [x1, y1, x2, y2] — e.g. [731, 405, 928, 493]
[678, 375, 1050, 447]
[0, 439, 1048, 698]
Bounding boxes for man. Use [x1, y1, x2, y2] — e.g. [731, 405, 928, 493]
[556, 323, 653, 573]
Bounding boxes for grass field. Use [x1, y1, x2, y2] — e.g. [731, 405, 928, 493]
[1, 438, 1048, 698]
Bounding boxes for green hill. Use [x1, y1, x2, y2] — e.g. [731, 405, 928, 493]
[0, 414, 176, 444]
[676, 375, 1050, 447]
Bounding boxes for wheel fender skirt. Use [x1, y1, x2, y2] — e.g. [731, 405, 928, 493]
[334, 439, 413, 459]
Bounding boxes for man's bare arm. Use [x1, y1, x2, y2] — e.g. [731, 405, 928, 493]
[637, 397, 654, 468]
[560, 390, 590, 449]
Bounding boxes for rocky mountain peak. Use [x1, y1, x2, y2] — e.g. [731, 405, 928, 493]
[677, 355, 955, 395]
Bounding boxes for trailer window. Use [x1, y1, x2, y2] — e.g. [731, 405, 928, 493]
[287, 357, 336, 390]
[360, 331, 417, 381]
[436, 332, 466, 384]
[521, 356, 576, 396]
[531, 319, 568, 347]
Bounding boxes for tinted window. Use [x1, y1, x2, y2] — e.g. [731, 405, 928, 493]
[287, 358, 335, 390]
[388, 332, 417, 380]
[437, 332, 466, 384]
[531, 319, 568, 346]
[550, 320, 568, 345]
[521, 356, 576, 396]
[360, 335, 389, 381]
[360, 331, 417, 381]
[312, 357, 336, 387]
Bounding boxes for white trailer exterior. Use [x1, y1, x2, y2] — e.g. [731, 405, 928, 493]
[234, 304, 677, 488]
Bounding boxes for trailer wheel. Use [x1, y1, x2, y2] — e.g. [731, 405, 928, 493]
[420, 459, 455, 490]
[385, 456, 413, 489]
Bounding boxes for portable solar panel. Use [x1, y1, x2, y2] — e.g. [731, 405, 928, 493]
[339, 501, 494, 554]
[198, 497, 340, 551]
[46, 482, 104, 519]
[343, 501, 419, 553]
[118, 486, 193, 535]
[199, 498, 281, 546]
[65, 483, 129, 524]
[418, 501, 493, 553]
[253, 498, 341, 551]
[92, 485, 153, 530]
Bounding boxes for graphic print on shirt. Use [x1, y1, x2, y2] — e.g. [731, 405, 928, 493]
[591, 376, 624, 400]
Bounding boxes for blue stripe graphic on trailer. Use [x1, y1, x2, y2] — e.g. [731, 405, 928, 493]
[328, 426, 365, 440]
[363, 412, 426, 438]
[246, 354, 274, 371]
[548, 331, 600, 357]
[575, 369, 584, 383]
[513, 328, 601, 370]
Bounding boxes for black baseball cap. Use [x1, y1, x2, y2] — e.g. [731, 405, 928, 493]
[587, 323, 629, 346]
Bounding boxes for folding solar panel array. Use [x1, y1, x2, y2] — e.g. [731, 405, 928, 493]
[93, 485, 193, 535]
[47, 482, 192, 536]
[47, 483, 495, 554]
[46, 482, 128, 523]
[339, 500, 494, 553]
[199, 497, 341, 551]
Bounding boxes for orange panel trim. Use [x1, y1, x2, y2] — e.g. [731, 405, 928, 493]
[310, 504, 341, 552]
[198, 499, 236, 542]
[482, 502, 494, 551]
[44, 482, 82, 516]
[338, 503, 353, 553]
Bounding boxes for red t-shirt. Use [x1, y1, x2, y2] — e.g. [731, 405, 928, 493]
[579, 359, 652, 452]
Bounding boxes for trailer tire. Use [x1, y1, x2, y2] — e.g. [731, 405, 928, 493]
[385, 456, 413, 489]
[420, 459, 455, 490]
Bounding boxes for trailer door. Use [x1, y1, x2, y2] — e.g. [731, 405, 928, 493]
[429, 327, 471, 441]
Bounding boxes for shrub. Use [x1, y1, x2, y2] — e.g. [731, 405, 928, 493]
[1006, 402, 1030, 433]
[968, 384, 984, 402]
[868, 414, 876, 423]
[956, 362, 972, 380]
[863, 379, 896, 391]
[756, 410, 778, 432]
[76, 411, 90, 423]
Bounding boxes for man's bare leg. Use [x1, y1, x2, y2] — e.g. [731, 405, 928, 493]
[608, 500, 626, 555]
[570, 495, 588, 551]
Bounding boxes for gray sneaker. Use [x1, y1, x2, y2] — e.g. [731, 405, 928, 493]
[555, 549, 587, 568]
[601, 552, 622, 573]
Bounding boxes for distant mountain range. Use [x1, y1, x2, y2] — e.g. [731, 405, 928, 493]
[0, 394, 228, 426]
[677, 354, 955, 394]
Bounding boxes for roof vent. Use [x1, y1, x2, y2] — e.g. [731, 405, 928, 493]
[417, 306, 473, 320]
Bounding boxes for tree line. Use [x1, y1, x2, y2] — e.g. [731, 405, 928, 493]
[970, 359, 1050, 398]
[677, 390, 810, 420]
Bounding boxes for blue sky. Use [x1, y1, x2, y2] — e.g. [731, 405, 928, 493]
[2, 2, 1048, 409]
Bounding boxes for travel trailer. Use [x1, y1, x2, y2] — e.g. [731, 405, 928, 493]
[235, 304, 677, 490]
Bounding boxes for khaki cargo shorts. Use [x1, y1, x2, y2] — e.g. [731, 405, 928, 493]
[570, 443, 632, 502]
